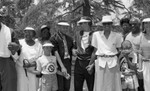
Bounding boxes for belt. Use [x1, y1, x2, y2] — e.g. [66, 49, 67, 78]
[98, 54, 117, 58]
[77, 56, 90, 60]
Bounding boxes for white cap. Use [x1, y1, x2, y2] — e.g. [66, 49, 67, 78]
[57, 22, 70, 26]
[43, 43, 54, 47]
[24, 27, 35, 31]
[77, 18, 91, 24]
[142, 18, 150, 23]
[101, 15, 113, 23]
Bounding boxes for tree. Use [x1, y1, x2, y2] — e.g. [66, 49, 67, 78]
[0, 0, 126, 30]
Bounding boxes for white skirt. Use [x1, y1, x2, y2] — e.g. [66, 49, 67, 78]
[94, 59, 122, 91]
[143, 62, 150, 91]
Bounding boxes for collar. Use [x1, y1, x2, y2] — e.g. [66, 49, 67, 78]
[101, 30, 113, 36]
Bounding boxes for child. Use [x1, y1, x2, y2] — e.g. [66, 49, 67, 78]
[119, 40, 139, 91]
[26, 42, 69, 91]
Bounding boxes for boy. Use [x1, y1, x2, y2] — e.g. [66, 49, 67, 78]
[27, 42, 69, 91]
[120, 40, 139, 91]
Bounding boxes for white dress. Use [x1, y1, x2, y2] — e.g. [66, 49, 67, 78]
[16, 39, 43, 91]
[92, 31, 122, 91]
[140, 34, 150, 91]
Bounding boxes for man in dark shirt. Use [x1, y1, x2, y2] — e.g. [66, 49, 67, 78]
[50, 21, 73, 91]
[73, 17, 94, 91]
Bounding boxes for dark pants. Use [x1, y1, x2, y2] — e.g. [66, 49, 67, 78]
[74, 58, 94, 91]
[138, 79, 145, 91]
[0, 57, 17, 91]
[57, 58, 71, 91]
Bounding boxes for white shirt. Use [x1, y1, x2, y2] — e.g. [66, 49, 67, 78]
[36, 55, 57, 74]
[81, 32, 90, 50]
[17, 39, 43, 66]
[126, 32, 142, 51]
[0, 23, 11, 57]
[92, 31, 123, 68]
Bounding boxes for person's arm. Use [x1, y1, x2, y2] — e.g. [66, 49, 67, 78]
[9, 31, 21, 55]
[89, 48, 97, 65]
[86, 32, 97, 74]
[125, 55, 137, 71]
[27, 58, 42, 75]
[55, 51, 67, 74]
[27, 69, 41, 75]
[86, 48, 97, 74]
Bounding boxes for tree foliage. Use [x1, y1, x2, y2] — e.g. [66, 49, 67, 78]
[0, 0, 135, 31]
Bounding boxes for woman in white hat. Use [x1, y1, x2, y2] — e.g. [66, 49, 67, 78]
[16, 27, 43, 91]
[138, 18, 150, 91]
[87, 15, 123, 91]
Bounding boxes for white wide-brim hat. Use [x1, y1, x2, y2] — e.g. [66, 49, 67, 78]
[77, 18, 91, 24]
[24, 27, 35, 31]
[101, 15, 113, 23]
[43, 43, 54, 47]
[142, 18, 150, 23]
[57, 22, 70, 26]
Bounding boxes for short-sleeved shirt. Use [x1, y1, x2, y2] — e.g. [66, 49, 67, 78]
[120, 52, 137, 74]
[126, 32, 142, 51]
[17, 39, 43, 66]
[0, 23, 11, 57]
[92, 31, 123, 68]
[36, 55, 57, 74]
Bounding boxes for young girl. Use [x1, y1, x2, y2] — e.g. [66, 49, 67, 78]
[120, 40, 139, 91]
[26, 42, 69, 91]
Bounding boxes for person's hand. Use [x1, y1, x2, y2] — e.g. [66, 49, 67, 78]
[86, 64, 94, 75]
[8, 42, 21, 55]
[61, 67, 67, 75]
[23, 59, 30, 68]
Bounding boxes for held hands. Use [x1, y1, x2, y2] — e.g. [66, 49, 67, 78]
[86, 63, 94, 75]
[61, 67, 68, 76]
[57, 68, 70, 80]
[8, 42, 21, 55]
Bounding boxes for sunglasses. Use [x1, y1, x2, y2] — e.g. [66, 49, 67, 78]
[102, 23, 112, 26]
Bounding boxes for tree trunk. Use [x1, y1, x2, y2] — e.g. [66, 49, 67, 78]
[82, 0, 90, 17]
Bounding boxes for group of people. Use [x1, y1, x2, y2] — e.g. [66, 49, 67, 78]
[0, 14, 150, 91]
